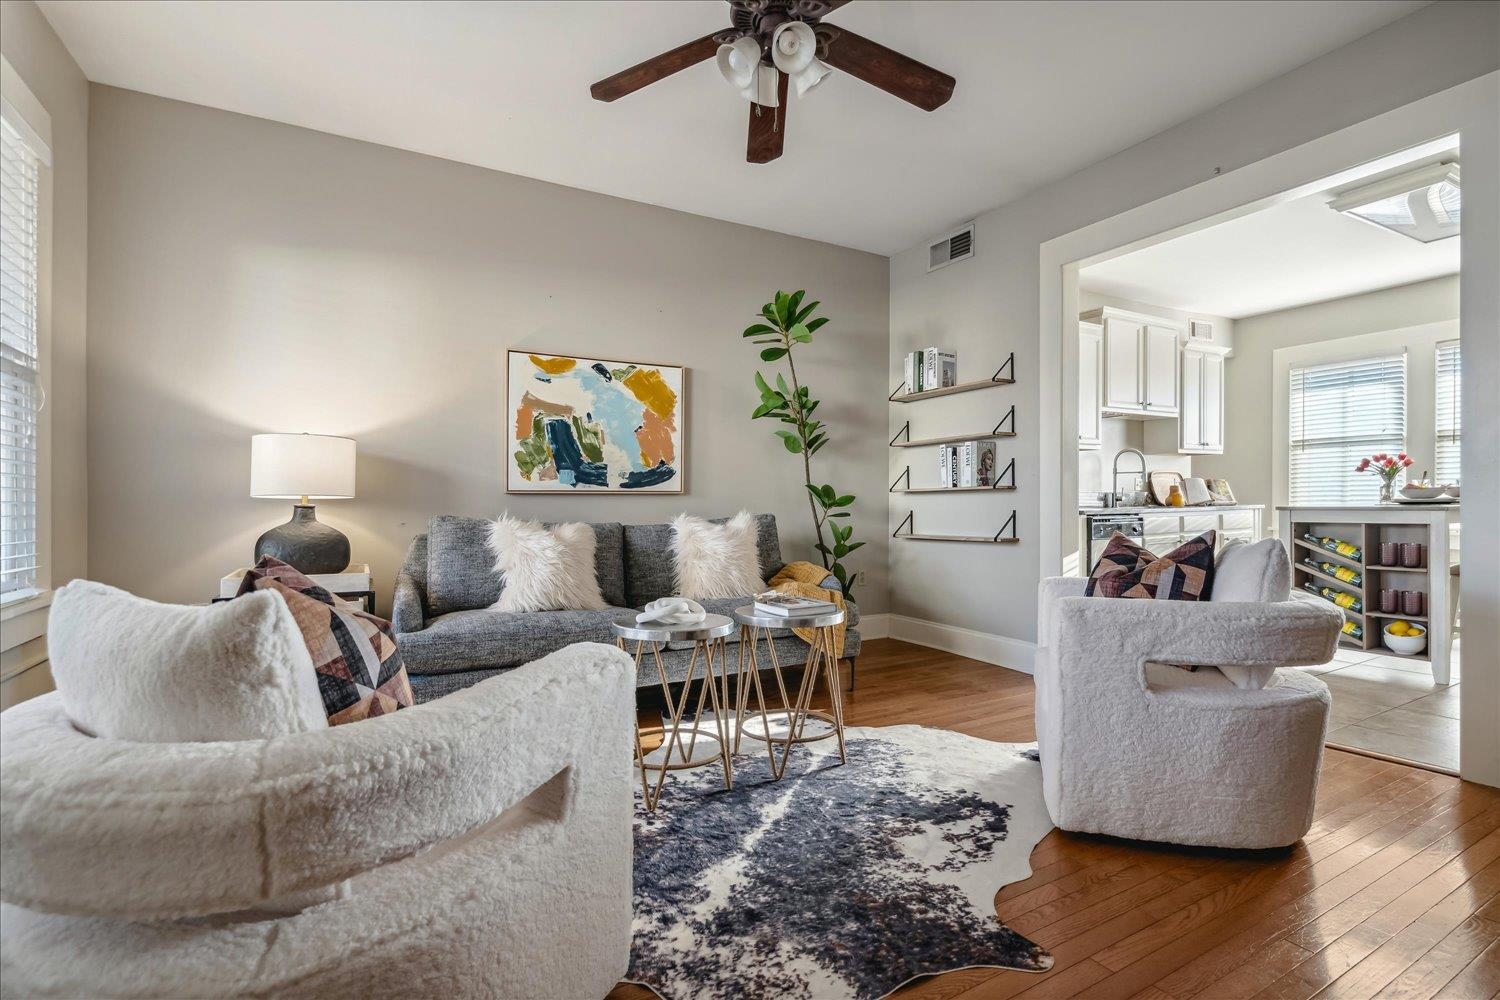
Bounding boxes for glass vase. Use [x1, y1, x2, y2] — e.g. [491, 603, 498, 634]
[1379, 480, 1395, 504]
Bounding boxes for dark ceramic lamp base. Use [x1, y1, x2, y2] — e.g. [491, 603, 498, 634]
[255, 505, 350, 575]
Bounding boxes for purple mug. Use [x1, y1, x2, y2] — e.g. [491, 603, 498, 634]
[1379, 542, 1399, 566]
[1401, 542, 1424, 568]
[1380, 588, 1399, 614]
[1401, 590, 1424, 616]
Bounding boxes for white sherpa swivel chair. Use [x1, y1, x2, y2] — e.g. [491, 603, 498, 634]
[0, 634, 637, 998]
[1034, 539, 1343, 850]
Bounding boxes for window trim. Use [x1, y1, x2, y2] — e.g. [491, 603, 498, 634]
[1434, 339, 1460, 485]
[0, 56, 53, 633]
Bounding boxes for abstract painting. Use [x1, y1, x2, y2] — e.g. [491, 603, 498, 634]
[506, 350, 685, 493]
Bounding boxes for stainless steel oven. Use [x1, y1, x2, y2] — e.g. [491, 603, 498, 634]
[1084, 512, 1144, 569]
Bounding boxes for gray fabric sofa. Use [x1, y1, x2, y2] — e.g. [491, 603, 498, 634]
[392, 513, 861, 703]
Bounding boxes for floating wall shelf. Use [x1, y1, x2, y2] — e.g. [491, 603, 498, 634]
[890, 406, 1016, 447]
[893, 510, 1018, 543]
[890, 459, 1016, 494]
[889, 353, 1015, 403]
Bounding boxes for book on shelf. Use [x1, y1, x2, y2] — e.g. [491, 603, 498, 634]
[905, 347, 957, 393]
[753, 592, 837, 617]
[956, 440, 997, 487]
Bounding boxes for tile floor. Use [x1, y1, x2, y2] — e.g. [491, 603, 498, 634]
[1298, 639, 1460, 772]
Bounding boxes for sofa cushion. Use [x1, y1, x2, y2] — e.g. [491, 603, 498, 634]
[487, 515, 609, 613]
[624, 513, 782, 608]
[47, 580, 328, 742]
[396, 607, 636, 674]
[427, 516, 625, 614]
[670, 511, 765, 599]
[1212, 538, 1291, 604]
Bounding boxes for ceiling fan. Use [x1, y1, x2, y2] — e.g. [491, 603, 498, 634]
[589, 0, 955, 164]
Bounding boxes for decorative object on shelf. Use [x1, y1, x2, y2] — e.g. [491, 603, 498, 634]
[1183, 477, 1213, 506]
[1401, 590, 1425, 616]
[889, 353, 1014, 402]
[506, 350, 683, 494]
[1401, 542, 1425, 568]
[1342, 620, 1364, 641]
[1147, 471, 1185, 507]
[1380, 588, 1399, 614]
[903, 347, 957, 393]
[1354, 451, 1413, 503]
[1379, 541, 1399, 566]
[889, 406, 1016, 447]
[744, 290, 862, 598]
[1400, 480, 1446, 500]
[1302, 582, 1363, 613]
[1383, 620, 1427, 655]
[1165, 483, 1186, 507]
[893, 510, 1018, 543]
[1302, 533, 1362, 562]
[590, 1, 956, 165]
[1206, 478, 1237, 505]
[1304, 559, 1361, 587]
[250, 433, 356, 575]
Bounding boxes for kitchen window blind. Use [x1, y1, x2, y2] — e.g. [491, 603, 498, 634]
[1289, 354, 1406, 505]
[1434, 340, 1460, 485]
[1, 116, 42, 598]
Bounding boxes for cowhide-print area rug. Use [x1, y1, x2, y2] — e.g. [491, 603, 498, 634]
[625, 724, 1055, 1000]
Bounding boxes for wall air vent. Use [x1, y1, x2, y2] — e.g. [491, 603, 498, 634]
[928, 222, 975, 272]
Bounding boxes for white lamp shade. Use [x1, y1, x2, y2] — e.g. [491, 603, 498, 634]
[250, 434, 356, 500]
[716, 37, 760, 90]
[772, 21, 831, 97]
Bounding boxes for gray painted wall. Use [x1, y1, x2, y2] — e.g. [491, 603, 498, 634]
[85, 86, 890, 614]
[888, 1, 1498, 650]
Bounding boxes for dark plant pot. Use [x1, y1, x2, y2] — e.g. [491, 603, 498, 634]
[255, 505, 350, 575]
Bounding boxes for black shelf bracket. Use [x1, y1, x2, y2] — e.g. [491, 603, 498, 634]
[993, 352, 1015, 383]
[887, 381, 910, 402]
[995, 510, 1019, 542]
[890, 467, 911, 493]
[893, 510, 915, 538]
[995, 404, 1016, 436]
[890, 421, 911, 446]
[997, 457, 1016, 490]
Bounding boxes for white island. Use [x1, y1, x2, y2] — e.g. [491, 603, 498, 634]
[1276, 504, 1459, 685]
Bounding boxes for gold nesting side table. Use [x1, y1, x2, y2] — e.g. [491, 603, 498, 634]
[612, 613, 737, 811]
[731, 604, 848, 779]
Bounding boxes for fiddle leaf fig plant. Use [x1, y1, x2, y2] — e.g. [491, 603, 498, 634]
[743, 290, 862, 599]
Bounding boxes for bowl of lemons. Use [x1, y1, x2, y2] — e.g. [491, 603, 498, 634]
[1382, 620, 1427, 655]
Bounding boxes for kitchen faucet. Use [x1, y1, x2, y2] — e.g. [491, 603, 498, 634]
[1107, 448, 1147, 508]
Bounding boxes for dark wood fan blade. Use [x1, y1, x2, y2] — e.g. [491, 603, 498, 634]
[821, 26, 954, 111]
[590, 32, 722, 102]
[747, 71, 790, 163]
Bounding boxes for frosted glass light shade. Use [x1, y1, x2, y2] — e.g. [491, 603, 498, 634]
[250, 434, 356, 500]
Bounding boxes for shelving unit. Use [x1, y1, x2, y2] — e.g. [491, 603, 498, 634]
[889, 353, 1014, 403]
[893, 510, 1018, 544]
[889, 353, 1020, 545]
[1288, 519, 1437, 658]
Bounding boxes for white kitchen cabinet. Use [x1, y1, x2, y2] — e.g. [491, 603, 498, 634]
[1078, 322, 1102, 449]
[1085, 307, 1182, 417]
[1178, 345, 1228, 454]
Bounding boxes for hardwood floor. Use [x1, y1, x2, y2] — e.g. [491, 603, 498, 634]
[609, 639, 1500, 1000]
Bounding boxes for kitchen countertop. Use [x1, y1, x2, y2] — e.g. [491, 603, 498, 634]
[1079, 504, 1265, 515]
[1274, 503, 1458, 511]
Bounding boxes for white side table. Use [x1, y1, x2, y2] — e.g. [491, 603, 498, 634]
[611, 613, 737, 811]
[217, 564, 374, 613]
[731, 605, 848, 778]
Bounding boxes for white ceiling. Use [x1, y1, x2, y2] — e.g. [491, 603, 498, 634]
[38, 0, 1427, 255]
[1080, 176, 1461, 319]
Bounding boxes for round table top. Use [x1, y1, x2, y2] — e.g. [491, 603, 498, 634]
[732, 604, 846, 630]
[611, 612, 736, 643]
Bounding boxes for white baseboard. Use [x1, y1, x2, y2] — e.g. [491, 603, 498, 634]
[882, 615, 1037, 675]
[857, 613, 891, 640]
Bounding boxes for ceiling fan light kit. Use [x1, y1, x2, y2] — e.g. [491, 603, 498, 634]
[590, 0, 955, 163]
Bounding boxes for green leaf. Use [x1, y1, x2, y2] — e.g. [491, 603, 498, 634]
[751, 402, 781, 419]
[815, 542, 832, 556]
[820, 484, 836, 502]
[762, 304, 779, 326]
[805, 316, 829, 333]
[776, 374, 790, 396]
[807, 434, 827, 453]
[774, 430, 803, 453]
[842, 541, 866, 555]
[773, 291, 791, 326]
[833, 494, 855, 507]
[754, 372, 771, 394]
[760, 347, 787, 362]
[793, 300, 820, 325]
[828, 510, 849, 517]
[789, 322, 811, 344]
[753, 338, 781, 345]
[788, 290, 805, 318]
[743, 323, 774, 338]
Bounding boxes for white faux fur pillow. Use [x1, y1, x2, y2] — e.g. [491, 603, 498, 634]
[671, 511, 765, 599]
[47, 580, 328, 742]
[487, 514, 608, 613]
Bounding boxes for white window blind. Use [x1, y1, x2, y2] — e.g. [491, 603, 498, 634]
[1289, 355, 1406, 505]
[1, 117, 41, 598]
[1435, 340, 1461, 485]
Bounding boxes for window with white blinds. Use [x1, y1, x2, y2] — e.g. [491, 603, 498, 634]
[1289, 354, 1406, 505]
[1, 117, 42, 598]
[1435, 340, 1461, 485]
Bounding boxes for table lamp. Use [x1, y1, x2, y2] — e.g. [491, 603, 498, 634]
[249, 433, 356, 574]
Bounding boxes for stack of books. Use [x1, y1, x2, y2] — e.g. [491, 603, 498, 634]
[937, 440, 997, 488]
[903, 347, 957, 393]
[753, 592, 838, 617]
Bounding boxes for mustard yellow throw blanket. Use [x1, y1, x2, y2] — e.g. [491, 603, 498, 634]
[767, 561, 848, 658]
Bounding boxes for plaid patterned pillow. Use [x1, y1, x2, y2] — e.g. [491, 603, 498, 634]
[236, 557, 414, 725]
[1085, 530, 1217, 601]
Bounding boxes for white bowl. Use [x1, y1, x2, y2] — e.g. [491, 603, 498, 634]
[1444, 484, 1460, 498]
[1382, 623, 1428, 655]
[1400, 485, 1446, 500]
